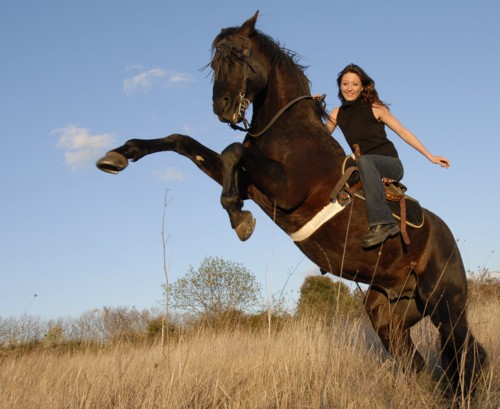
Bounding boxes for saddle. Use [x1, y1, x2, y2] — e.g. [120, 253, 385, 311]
[331, 153, 424, 245]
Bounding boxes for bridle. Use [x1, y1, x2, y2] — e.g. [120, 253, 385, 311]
[213, 40, 253, 129]
[214, 40, 316, 138]
[233, 58, 251, 130]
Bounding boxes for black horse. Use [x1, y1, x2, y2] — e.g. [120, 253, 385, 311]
[97, 11, 486, 399]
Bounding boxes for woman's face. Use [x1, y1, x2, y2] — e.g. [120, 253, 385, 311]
[340, 72, 363, 101]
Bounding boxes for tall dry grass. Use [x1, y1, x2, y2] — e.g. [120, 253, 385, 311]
[0, 303, 498, 408]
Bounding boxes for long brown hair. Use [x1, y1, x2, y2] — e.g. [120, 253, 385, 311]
[337, 64, 388, 108]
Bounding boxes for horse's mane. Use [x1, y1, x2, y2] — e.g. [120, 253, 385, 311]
[208, 26, 328, 121]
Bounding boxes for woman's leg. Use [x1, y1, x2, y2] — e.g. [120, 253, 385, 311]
[357, 154, 404, 247]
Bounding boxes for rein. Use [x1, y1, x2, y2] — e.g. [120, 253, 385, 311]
[230, 94, 316, 138]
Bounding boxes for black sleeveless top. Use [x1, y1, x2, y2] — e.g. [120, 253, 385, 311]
[337, 97, 399, 158]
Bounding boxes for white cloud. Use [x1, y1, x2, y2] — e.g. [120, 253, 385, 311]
[153, 167, 186, 182]
[166, 72, 194, 86]
[123, 68, 194, 93]
[53, 125, 116, 171]
[125, 64, 144, 71]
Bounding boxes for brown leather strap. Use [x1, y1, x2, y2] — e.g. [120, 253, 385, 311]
[399, 196, 410, 245]
[345, 181, 362, 197]
[330, 166, 358, 201]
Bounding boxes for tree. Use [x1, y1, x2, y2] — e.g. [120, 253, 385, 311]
[169, 257, 262, 319]
[101, 306, 151, 342]
[297, 275, 360, 318]
[43, 324, 65, 347]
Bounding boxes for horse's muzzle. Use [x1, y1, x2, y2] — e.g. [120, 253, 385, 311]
[213, 101, 236, 124]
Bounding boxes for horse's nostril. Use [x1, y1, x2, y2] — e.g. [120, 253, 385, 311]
[221, 96, 232, 112]
[213, 94, 233, 118]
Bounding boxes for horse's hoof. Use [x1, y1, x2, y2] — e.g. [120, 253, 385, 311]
[96, 152, 128, 174]
[235, 211, 256, 241]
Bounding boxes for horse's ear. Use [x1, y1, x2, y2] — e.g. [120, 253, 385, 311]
[239, 10, 259, 37]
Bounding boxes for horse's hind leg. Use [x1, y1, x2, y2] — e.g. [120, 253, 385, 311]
[365, 289, 426, 373]
[427, 296, 487, 398]
[418, 242, 488, 398]
[220, 142, 255, 241]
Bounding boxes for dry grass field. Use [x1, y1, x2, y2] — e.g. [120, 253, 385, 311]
[0, 298, 498, 408]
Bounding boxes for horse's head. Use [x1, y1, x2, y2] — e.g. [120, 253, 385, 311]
[210, 11, 268, 126]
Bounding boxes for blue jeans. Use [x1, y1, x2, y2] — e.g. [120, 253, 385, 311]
[357, 154, 404, 227]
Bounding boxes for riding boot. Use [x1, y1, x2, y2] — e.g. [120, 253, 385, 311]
[362, 223, 400, 249]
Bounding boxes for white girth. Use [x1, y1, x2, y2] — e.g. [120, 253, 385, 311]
[289, 200, 347, 242]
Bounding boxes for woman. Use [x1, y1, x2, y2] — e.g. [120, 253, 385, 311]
[326, 64, 450, 248]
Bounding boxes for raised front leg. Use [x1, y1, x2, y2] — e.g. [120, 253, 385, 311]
[96, 134, 223, 184]
[96, 135, 254, 241]
[220, 143, 255, 241]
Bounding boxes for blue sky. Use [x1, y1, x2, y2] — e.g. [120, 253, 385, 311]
[1, 1, 499, 319]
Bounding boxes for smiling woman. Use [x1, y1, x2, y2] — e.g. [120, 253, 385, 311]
[325, 63, 450, 248]
[339, 72, 364, 101]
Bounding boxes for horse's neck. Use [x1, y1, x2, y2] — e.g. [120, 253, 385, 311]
[329, 137, 347, 166]
[253, 63, 347, 171]
[253, 66, 307, 122]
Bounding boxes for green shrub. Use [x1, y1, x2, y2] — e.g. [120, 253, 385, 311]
[297, 276, 362, 319]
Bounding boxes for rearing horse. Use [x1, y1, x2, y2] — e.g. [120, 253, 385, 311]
[97, 11, 486, 398]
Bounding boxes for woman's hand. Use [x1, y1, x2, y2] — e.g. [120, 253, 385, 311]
[430, 155, 450, 168]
